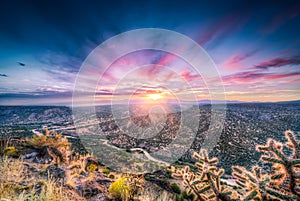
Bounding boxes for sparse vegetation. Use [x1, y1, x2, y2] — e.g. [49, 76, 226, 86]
[144, 175, 151, 181]
[1, 127, 299, 200]
[86, 163, 98, 172]
[102, 167, 111, 175]
[109, 176, 132, 201]
[25, 178, 81, 201]
[137, 188, 174, 201]
[0, 156, 28, 200]
[0, 156, 81, 201]
[182, 190, 195, 200]
[0, 130, 111, 200]
[171, 183, 181, 194]
[3, 146, 18, 157]
[108, 174, 144, 201]
[26, 128, 70, 149]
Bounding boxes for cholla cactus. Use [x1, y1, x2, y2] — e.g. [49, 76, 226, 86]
[171, 149, 236, 201]
[26, 128, 72, 164]
[255, 130, 300, 199]
[232, 165, 265, 200]
[171, 165, 205, 200]
[172, 130, 300, 201]
[232, 165, 297, 200]
[123, 173, 144, 200]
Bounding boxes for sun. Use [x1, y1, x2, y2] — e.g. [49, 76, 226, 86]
[147, 93, 163, 101]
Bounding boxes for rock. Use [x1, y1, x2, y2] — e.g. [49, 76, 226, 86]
[29, 146, 65, 164]
[32, 146, 53, 164]
[44, 164, 65, 179]
[149, 178, 173, 193]
[23, 152, 38, 159]
[96, 177, 113, 189]
[76, 181, 101, 198]
[88, 193, 107, 201]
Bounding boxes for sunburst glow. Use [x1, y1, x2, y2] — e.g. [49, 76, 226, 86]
[147, 93, 163, 101]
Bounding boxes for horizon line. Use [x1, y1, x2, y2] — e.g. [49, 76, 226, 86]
[0, 99, 299, 107]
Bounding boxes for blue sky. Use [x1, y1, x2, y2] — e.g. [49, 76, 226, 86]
[0, 0, 299, 105]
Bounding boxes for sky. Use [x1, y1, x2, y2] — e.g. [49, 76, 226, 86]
[0, 0, 299, 105]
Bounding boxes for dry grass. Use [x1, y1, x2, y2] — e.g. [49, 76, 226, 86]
[0, 156, 31, 200]
[0, 130, 102, 201]
[28, 179, 83, 201]
[0, 156, 84, 201]
[0, 156, 26, 183]
[138, 188, 174, 201]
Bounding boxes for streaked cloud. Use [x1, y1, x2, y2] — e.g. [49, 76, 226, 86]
[254, 55, 300, 69]
[222, 70, 300, 84]
[223, 50, 259, 70]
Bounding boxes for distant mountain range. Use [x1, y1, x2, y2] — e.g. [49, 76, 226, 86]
[165, 99, 300, 105]
[272, 100, 300, 104]
[202, 99, 300, 104]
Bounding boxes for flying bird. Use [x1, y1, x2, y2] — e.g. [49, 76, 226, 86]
[0, 74, 8, 77]
[18, 62, 26, 66]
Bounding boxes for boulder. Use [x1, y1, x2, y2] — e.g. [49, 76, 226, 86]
[43, 164, 65, 180]
[76, 181, 101, 198]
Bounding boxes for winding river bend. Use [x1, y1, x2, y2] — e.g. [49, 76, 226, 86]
[32, 129, 170, 166]
[99, 138, 170, 166]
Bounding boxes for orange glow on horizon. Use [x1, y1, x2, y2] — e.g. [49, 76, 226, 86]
[147, 93, 163, 101]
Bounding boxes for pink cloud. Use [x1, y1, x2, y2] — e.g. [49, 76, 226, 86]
[180, 71, 201, 82]
[264, 72, 300, 79]
[136, 53, 180, 79]
[101, 71, 118, 82]
[164, 73, 175, 81]
[136, 64, 162, 80]
[99, 56, 138, 82]
[223, 50, 258, 70]
[222, 71, 266, 83]
[156, 53, 177, 66]
[222, 70, 300, 84]
[255, 56, 300, 69]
